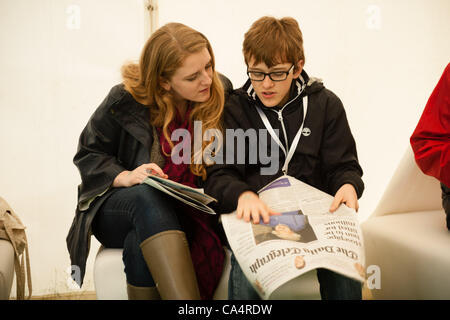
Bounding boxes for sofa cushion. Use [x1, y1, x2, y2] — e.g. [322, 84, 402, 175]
[94, 246, 232, 300]
[362, 209, 450, 299]
[94, 247, 127, 300]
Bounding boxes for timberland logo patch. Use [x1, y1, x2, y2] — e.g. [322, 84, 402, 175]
[302, 127, 311, 136]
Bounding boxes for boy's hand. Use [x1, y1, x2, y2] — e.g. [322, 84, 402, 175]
[329, 184, 359, 213]
[237, 191, 280, 224]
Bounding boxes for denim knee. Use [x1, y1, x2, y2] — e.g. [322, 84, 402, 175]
[110, 184, 182, 241]
[316, 268, 362, 300]
[441, 183, 450, 230]
[228, 253, 261, 300]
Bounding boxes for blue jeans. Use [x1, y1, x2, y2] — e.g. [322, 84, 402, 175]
[441, 183, 450, 230]
[92, 184, 183, 287]
[228, 252, 362, 300]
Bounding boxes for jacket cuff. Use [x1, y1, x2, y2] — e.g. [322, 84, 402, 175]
[216, 181, 257, 214]
[331, 171, 364, 199]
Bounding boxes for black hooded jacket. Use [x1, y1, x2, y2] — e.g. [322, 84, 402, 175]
[204, 70, 364, 214]
[67, 75, 233, 286]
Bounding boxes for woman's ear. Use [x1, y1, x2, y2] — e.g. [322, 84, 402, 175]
[293, 60, 304, 78]
[159, 78, 171, 91]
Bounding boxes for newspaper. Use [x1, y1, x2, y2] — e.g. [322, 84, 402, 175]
[142, 175, 217, 214]
[221, 175, 365, 299]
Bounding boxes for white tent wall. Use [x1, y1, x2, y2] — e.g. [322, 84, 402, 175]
[0, 0, 149, 297]
[0, 0, 449, 297]
[158, 0, 450, 222]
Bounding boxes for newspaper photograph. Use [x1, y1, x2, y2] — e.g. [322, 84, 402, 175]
[221, 175, 365, 299]
[142, 175, 217, 214]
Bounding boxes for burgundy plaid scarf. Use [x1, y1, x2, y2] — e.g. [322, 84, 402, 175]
[157, 108, 224, 299]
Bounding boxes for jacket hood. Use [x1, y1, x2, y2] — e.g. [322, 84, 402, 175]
[242, 69, 324, 103]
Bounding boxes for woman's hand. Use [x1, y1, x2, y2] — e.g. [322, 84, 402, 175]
[113, 163, 168, 188]
[237, 191, 280, 224]
[329, 183, 359, 213]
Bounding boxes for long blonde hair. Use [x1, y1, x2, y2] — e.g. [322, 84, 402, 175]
[121, 23, 224, 179]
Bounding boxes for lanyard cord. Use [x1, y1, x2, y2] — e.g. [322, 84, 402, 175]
[255, 95, 308, 175]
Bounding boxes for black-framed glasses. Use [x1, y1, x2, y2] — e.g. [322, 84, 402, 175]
[247, 64, 294, 82]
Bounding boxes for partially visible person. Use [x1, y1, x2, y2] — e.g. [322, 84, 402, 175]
[410, 63, 450, 230]
[67, 22, 232, 300]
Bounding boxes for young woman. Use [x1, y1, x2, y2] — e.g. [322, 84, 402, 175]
[66, 22, 231, 300]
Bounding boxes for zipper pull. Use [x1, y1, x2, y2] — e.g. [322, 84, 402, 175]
[277, 111, 283, 121]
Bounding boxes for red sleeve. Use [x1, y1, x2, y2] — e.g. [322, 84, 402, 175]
[410, 63, 450, 187]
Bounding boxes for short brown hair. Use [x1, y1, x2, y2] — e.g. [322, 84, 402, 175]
[243, 16, 305, 69]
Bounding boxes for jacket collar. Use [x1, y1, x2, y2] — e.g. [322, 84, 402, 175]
[109, 88, 153, 150]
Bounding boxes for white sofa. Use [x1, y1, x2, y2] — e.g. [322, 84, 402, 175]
[94, 245, 321, 300]
[0, 239, 14, 300]
[94, 245, 232, 300]
[361, 147, 450, 299]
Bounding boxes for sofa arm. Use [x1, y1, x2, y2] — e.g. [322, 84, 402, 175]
[372, 146, 442, 217]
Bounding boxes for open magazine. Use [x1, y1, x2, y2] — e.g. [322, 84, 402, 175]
[142, 175, 217, 214]
[221, 175, 365, 299]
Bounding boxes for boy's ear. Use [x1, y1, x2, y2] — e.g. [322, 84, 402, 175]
[293, 60, 305, 78]
[160, 77, 171, 91]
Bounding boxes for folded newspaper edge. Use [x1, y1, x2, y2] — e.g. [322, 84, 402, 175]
[221, 175, 366, 299]
[142, 176, 216, 215]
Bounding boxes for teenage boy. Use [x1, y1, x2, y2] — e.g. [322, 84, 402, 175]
[205, 16, 364, 299]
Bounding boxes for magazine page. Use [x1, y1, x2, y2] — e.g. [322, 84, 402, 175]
[221, 175, 365, 299]
[146, 178, 211, 208]
[145, 175, 216, 205]
[142, 177, 216, 215]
